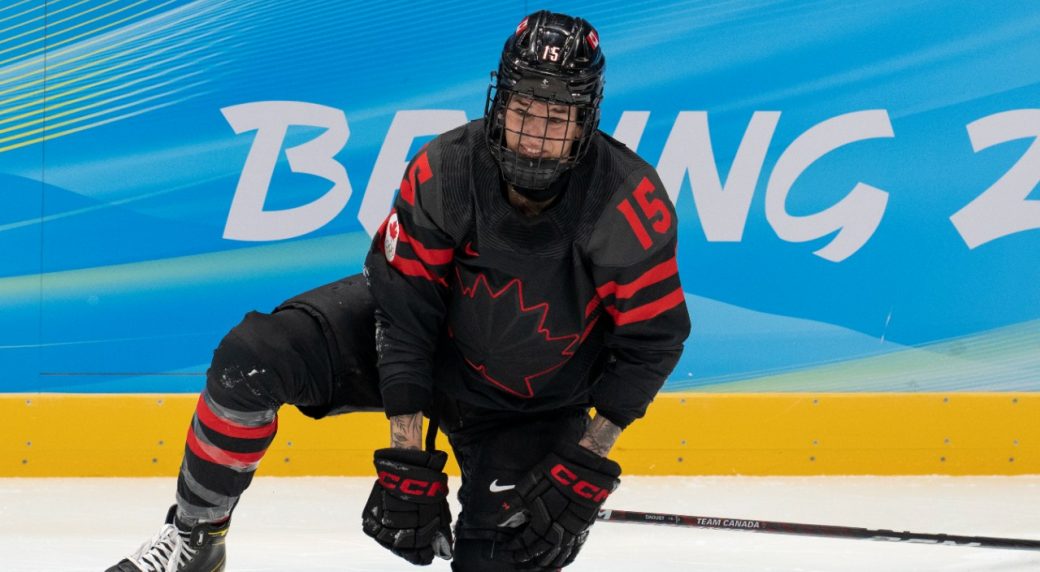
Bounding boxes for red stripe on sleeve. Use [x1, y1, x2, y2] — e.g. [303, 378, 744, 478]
[604, 287, 685, 327]
[399, 225, 453, 266]
[195, 394, 277, 440]
[378, 210, 450, 287]
[596, 256, 678, 301]
[389, 254, 449, 287]
[186, 426, 268, 470]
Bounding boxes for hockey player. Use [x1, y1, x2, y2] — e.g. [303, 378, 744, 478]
[107, 10, 689, 572]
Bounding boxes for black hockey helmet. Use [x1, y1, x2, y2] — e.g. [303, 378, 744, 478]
[485, 11, 605, 199]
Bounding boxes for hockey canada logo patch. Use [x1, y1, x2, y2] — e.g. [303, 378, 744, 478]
[383, 212, 400, 262]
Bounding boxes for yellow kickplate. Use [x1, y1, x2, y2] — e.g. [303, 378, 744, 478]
[0, 393, 1036, 476]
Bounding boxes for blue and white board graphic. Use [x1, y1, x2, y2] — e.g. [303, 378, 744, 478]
[1, 1, 1038, 393]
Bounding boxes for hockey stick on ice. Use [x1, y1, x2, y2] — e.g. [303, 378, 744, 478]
[596, 509, 1040, 551]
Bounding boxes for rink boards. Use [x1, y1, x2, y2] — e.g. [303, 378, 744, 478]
[2, 0, 1039, 499]
[3, 392, 1036, 477]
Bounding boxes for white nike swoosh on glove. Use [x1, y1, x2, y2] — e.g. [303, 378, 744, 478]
[489, 479, 516, 493]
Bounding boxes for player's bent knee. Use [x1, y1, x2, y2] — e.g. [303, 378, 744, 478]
[206, 308, 325, 408]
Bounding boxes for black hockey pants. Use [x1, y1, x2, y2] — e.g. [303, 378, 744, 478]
[174, 273, 578, 571]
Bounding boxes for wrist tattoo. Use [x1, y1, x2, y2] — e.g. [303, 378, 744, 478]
[578, 416, 622, 456]
[390, 413, 423, 450]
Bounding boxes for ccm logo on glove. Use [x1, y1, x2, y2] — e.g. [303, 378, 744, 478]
[550, 463, 611, 502]
[377, 471, 447, 497]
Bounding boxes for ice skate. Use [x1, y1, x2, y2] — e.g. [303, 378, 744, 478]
[107, 505, 228, 572]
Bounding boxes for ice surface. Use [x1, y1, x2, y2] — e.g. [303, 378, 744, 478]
[2, 476, 1038, 571]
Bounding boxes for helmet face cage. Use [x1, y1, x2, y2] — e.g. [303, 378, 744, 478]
[485, 81, 599, 192]
[484, 11, 605, 193]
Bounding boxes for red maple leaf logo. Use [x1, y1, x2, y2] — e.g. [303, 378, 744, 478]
[450, 269, 598, 398]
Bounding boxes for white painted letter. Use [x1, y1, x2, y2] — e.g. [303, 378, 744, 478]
[358, 110, 468, 237]
[610, 111, 650, 151]
[951, 109, 1040, 249]
[657, 111, 779, 241]
[221, 101, 350, 241]
[765, 110, 893, 262]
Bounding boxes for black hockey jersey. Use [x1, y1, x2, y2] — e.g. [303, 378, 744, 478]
[364, 120, 690, 429]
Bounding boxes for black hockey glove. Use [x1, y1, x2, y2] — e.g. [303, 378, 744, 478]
[496, 441, 621, 568]
[362, 448, 453, 565]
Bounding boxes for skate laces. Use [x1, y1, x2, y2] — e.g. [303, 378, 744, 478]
[126, 523, 198, 572]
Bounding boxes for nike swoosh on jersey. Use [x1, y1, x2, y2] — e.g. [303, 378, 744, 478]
[489, 479, 516, 493]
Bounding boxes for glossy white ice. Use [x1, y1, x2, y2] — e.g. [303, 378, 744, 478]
[2, 476, 1038, 571]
